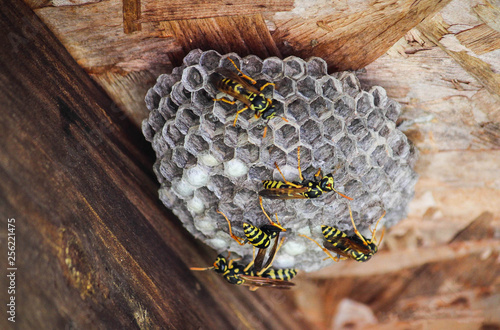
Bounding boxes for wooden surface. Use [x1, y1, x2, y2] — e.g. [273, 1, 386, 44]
[0, 0, 310, 328]
[5, 0, 500, 328]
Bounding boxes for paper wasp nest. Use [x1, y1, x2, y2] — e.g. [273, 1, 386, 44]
[143, 49, 418, 272]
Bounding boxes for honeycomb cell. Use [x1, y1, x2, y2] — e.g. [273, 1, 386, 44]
[286, 146, 311, 170]
[349, 155, 370, 176]
[247, 124, 269, 146]
[297, 76, 318, 101]
[370, 86, 388, 107]
[224, 158, 248, 178]
[371, 145, 389, 167]
[184, 132, 209, 157]
[274, 77, 296, 100]
[367, 109, 385, 132]
[336, 136, 356, 159]
[347, 118, 367, 138]
[379, 122, 393, 139]
[145, 88, 161, 111]
[248, 165, 272, 181]
[284, 56, 306, 80]
[154, 73, 180, 98]
[242, 55, 263, 77]
[194, 186, 219, 207]
[172, 146, 197, 168]
[262, 57, 283, 80]
[387, 130, 410, 158]
[159, 186, 180, 209]
[274, 124, 299, 151]
[343, 179, 364, 200]
[141, 120, 154, 142]
[323, 115, 344, 140]
[385, 100, 402, 122]
[220, 54, 242, 71]
[212, 97, 237, 125]
[182, 65, 207, 92]
[356, 91, 375, 117]
[162, 121, 185, 149]
[306, 57, 327, 78]
[170, 81, 190, 106]
[158, 97, 177, 122]
[312, 144, 335, 168]
[310, 97, 332, 120]
[199, 113, 223, 140]
[224, 125, 238, 148]
[147, 109, 165, 133]
[333, 95, 356, 122]
[199, 50, 222, 72]
[233, 188, 257, 209]
[235, 142, 260, 164]
[300, 119, 322, 148]
[261, 144, 287, 168]
[339, 72, 361, 97]
[358, 130, 376, 153]
[175, 106, 199, 134]
[383, 158, 400, 180]
[152, 130, 169, 158]
[361, 167, 384, 191]
[185, 165, 210, 188]
[210, 135, 234, 162]
[286, 98, 310, 124]
[321, 76, 343, 100]
[192, 89, 214, 110]
[172, 177, 195, 198]
[158, 151, 178, 180]
[207, 175, 235, 200]
[183, 48, 203, 66]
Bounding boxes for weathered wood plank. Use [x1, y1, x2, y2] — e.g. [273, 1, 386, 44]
[269, 0, 453, 71]
[0, 0, 309, 328]
[141, 0, 294, 22]
[160, 14, 282, 67]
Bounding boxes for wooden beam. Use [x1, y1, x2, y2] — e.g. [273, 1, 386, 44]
[141, 0, 293, 22]
[0, 0, 308, 327]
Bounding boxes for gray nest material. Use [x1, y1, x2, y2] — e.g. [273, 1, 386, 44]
[143, 49, 418, 272]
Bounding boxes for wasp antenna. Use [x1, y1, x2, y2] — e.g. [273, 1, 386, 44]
[347, 203, 369, 246]
[332, 188, 353, 200]
[299, 234, 341, 262]
[190, 266, 215, 271]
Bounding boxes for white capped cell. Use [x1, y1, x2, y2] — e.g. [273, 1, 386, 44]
[224, 159, 248, 178]
[185, 166, 209, 187]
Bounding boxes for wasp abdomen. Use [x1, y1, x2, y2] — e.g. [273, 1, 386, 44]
[243, 223, 271, 249]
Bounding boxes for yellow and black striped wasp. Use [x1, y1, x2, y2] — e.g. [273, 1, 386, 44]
[190, 252, 296, 290]
[299, 203, 386, 262]
[210, 58, 280, 137]
[259, 146, 353, 200]
[219, 196, 286, 275]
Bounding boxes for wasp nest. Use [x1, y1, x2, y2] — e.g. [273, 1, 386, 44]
[143, 49, 418, 272]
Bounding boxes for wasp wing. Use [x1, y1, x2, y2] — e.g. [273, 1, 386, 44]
[214, 68, 262, 95]
[258, 187, 310, 199]
[324, 236, 372, 256]
[239, 275, 295, 289]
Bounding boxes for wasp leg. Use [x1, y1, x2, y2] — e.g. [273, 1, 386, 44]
[273, 162, 303, 188]
[244, 246, 256, 272]
[314, 168, 323, 180]
[298, 234, 341, 262]
[259, 196, 286, 231]
[190, 266, 214, 271]
[369, 210, 386, 245]
[226, 58, 257, 85]
[232, 106, 249, 126]
[213, 97, 237, 104]
[217, 210, 246, 245]
[296, 146, 305, 181]
[258, 82, 275, 91]
[347, 203, 370, 246]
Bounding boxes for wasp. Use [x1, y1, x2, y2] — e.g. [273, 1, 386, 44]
[259, 146, 353, 200]
[218, 196, 285, 274]
[299, 203, 386, 262]
[210, 58, 282, 137]
[190, 252, 296, 290]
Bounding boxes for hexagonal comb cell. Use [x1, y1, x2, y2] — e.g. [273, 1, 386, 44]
[142, 50, 418, 272]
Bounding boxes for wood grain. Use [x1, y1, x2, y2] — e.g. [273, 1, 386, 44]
[269, 0, 453, 71]
[141, 0, 294, 22]
[160, 14, 282, 67]
[0, 0, 309, 328]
